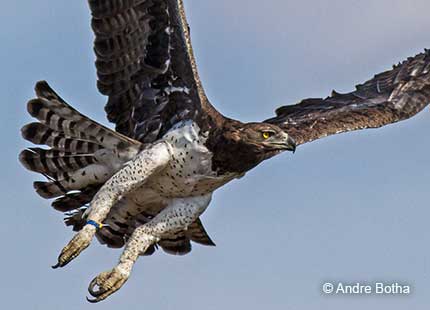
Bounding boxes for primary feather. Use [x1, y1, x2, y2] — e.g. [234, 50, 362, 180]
[18, 0, 430, 296]
[266, 50, 430, 145]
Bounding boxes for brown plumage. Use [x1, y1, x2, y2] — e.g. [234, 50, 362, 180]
[18, 0, 430, 302]
[86, 0, 430, 164]
[90, 0, 219, 142]
[20, 0, 430, 257]
[266, 51, 430, 145]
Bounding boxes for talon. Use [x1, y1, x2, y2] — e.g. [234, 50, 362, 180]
[86, 296, 101, 303]
[88, 277, 106, 297]
[87, 267, 129, 303]
[53, 225, 95, 269]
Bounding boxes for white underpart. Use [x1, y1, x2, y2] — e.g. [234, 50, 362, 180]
[81, 132, 221, 283]
[101, 121, 240, 239]
[144, 120, 238, 199]
[84, 142, 171, 222]
[83, 121, 241, 273]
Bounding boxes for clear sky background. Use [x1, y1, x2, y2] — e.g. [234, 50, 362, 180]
[1, 0, 430, 309]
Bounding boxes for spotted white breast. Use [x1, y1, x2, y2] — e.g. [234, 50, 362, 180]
[104, 121, 239, 231]
[146, 120, 239, 198]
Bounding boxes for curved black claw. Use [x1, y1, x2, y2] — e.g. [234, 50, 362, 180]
[52, 250, 79, 269]
[88, 277, 106, 297]
[86, 268, 129, 303]
[86, 296, 103, 304]
[52, 227, 94, 269]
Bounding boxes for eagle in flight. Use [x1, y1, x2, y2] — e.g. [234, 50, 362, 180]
[19, 0, 430, 303]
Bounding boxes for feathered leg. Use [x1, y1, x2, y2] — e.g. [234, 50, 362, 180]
[87, 194, 212, 303]
[52, 142, 171, 268]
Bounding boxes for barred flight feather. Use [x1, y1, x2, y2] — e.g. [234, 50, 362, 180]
[20, 81, 142, 211]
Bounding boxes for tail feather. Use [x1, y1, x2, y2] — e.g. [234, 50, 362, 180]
[19, 148, 97, 178]
[186, 218, 216, 246]
[31, 81, 137, 149]
[33, 163, 113, 199]
[21, 123, 104, 153]
[20, 81, 141, 208]
[27, 98, 95, 141]
[55, 186, 100, 213]
[158, 234, 192, 256]
[33, 181, 68, 199]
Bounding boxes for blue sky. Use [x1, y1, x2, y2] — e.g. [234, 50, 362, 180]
[1, 0, 430, 309]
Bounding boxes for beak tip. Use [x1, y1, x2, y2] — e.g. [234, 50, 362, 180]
[286, 136, 297, 153]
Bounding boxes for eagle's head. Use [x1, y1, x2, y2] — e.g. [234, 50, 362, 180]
[209, 121, 296, 174]
[231, 122, 296, 156]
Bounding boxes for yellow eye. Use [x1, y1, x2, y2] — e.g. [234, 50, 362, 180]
[262, 132, 271, 139]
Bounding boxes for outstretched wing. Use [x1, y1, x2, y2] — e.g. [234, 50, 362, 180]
[266, 50, 430, 145]
[89, 0, 211, 142]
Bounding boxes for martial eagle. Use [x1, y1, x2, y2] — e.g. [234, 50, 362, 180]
[19, 0, 430, 303]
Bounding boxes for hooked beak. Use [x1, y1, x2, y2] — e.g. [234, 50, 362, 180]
[267, 133, 297, 153]
[285, 136, 296, 153]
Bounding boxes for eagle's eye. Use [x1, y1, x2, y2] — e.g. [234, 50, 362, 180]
[262, 131, 274, 139]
